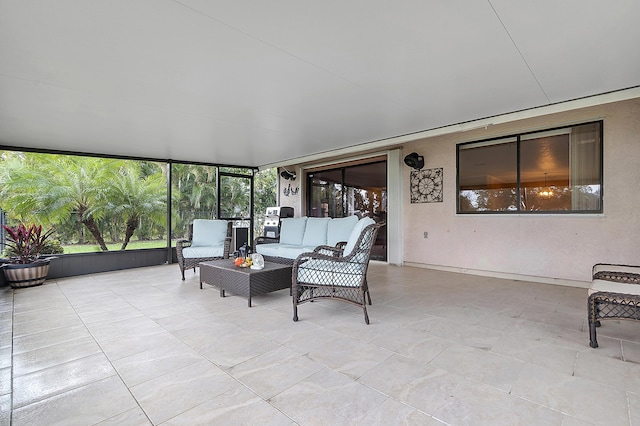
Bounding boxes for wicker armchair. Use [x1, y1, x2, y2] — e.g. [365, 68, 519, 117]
[292, 220, 382, 324]
[176, 219, 232, 280]
[588, 263, 640, 348]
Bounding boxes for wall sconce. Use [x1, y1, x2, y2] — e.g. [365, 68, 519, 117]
[280, 170, 296, 180]
[403, 152, 424, 170]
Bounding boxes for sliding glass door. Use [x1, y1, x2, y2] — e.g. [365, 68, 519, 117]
[307, 160, 387, 261]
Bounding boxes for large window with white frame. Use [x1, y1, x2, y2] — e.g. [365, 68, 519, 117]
[457, 121, 602, 213]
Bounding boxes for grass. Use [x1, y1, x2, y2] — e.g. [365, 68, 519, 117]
[62, 239, 172, 254]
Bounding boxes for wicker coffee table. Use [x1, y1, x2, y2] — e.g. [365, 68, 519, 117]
[199, 259, 293, 307]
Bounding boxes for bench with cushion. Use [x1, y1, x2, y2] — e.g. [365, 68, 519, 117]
[588, 263, 640, 348]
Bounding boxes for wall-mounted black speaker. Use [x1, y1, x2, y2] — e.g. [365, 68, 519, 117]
[403, 152, 424, 170]
[280, 170, 296, 180]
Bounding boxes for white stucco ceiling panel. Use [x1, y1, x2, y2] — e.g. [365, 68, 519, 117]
[490, 0, 640, 103]
[181, 0, 550, 130]
[0, 1, 638, 166]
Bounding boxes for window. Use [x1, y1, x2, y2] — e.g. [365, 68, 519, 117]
[1, 151, 260, 255]
[457, 121, 602, 213]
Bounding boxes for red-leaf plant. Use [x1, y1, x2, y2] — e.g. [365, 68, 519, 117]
[2, 223, 55, 264]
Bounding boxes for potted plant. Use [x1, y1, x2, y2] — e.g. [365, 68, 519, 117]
[1, 222, 57, 288]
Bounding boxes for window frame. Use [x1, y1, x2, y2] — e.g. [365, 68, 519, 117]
[456, 120, 603, 214]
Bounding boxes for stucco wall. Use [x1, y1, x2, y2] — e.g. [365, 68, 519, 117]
[277, 167, 302, 216]
[402, 98, 640, 285]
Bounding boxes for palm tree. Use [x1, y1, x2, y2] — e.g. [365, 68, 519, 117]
[171, 163, 218, 238]
[106, 163, 166, 249]
[0, 154, 114, 250]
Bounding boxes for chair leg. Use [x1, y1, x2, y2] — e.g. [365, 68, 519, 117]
[360, 287, 370, 324]
[589, 320, 598, 348]
[363, 278, 372, 305]
[181, 265, 185, 280]
[292, 284, 299, 322]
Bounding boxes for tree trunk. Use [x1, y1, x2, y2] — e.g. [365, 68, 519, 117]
[121, 216, 139, 250]
[82, 217, 109, 251]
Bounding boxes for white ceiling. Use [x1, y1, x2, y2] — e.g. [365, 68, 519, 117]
[1, 1, 638, 168]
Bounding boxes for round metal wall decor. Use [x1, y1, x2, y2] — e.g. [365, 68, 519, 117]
[410, 168, 443, 203]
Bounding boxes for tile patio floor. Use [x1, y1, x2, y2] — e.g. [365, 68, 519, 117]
[1, 263, 639, 425]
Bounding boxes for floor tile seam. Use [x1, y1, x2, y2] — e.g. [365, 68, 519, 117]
[379, 396, 447, 424]
[51, 282, 160, 422]
[11, 332, 98, 356]
[446, 376, 575, 421]
[626, 392, 634, 426]
[427, 351, 529, 392]
[11, 345, 105, 378]
[505, 389, 597, 423]
[109, 358, 223, 422]
[572, 351, 637, 393]
[11, 368, 121, 410]
[15, 373, 153, 425]
[150, 354, 299, 425]
[7, 288, 14, 426]
[163, 330, 297, 402]
[160, 390, 297, 426]
[511, 368, 632, 422]
[267, 366, 390, 423]
[112, 357, 211, 389]
[358, 338, 440, 370]
[228, 367, 319, 424]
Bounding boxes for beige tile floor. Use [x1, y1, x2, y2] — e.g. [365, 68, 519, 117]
[1, 263, 639, 425]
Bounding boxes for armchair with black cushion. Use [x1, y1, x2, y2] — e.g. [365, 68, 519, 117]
[292, 218, 382, 324]
[176, 219, 232, 280]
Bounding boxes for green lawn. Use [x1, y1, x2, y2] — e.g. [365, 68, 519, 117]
[62, 240, 173, 254]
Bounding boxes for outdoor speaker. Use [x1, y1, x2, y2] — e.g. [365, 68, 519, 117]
[403, 152, 424, 170]
[280, 170, 296, 180]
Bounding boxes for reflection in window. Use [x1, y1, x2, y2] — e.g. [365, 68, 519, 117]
[307, 160, 387, 260]
[457, 122, 602, 213]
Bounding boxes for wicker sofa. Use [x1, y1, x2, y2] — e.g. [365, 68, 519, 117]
[255, 215, 362, 265]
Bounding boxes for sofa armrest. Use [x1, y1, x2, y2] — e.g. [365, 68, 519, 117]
[313, 244, 344, 257]
[176, 239, 191, 250]
[223, 237, 232, 259]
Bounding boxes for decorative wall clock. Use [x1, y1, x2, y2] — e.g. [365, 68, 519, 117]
[410, 168, 443, 203]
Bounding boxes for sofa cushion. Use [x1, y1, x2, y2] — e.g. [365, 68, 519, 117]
[297, 259, 365, 287]
[256, 243, 317, 260]
[589, 279, 640, 296]
[279, 217, 308, 246]
[182, 246, 225, 259]
[191, 219, 228, 247]
[302, 217, 330, 247]
[255, 243, 280, 258]
[343, 217, 376, 257]
[326, 215, 359, 246]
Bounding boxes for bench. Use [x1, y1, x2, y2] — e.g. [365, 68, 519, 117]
[588, 263, 640, 348]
